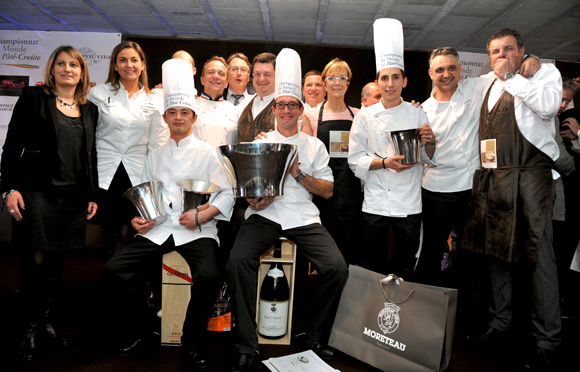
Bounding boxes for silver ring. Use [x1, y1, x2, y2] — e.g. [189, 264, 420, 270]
[9, 209, 15, 214]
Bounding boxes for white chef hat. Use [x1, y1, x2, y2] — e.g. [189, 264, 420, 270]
[374, 18, 405, 73]
[162, 58, 195, 112]
[275, 48, 303, 103]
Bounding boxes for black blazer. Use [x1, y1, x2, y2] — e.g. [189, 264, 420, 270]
[0, 86, 99, 201]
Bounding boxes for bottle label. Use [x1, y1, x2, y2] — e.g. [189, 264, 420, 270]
[267, 267, 284, 278]
[258, 299, 289, 337]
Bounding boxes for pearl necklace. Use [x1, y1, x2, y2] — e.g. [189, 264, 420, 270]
[56, 94, 75, 109]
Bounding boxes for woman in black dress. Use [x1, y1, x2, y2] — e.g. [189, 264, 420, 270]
[0, 45, 99, 361]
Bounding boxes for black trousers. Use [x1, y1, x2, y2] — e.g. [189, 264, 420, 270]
[359, 211, 421, 279]
[487, 189, 561, 350]
[227, 215, 348, 354]
[102, 235, 221, 350]
[415, 188, 472, 284]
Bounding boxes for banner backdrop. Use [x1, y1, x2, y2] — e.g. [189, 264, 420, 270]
[0, 30, 121, 159]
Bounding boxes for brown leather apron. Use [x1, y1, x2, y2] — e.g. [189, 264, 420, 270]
[463, 81, 553, 263]
[237, 96, 275, 143]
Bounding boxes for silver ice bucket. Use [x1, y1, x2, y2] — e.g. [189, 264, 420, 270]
[176, 179, 221, 214]
[217, 143, 297, 197]
[387, 129, 420, 165]
[122, 181, 167, 224]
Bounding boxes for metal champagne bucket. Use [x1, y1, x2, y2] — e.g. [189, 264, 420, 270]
[217, 143, 298, 197]
[176, 179, 221, 214]
[386, 129, 420, 165]
[123, 181, 167, 224]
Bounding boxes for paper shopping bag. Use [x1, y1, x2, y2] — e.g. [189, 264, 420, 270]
[329, 265, 457, 372]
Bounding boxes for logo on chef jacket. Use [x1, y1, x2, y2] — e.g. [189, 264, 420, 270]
[140, 101, 158, 114]
[0, 75, 28, 96]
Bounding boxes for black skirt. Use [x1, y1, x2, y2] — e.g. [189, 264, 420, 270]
[12, 189, 88, 252]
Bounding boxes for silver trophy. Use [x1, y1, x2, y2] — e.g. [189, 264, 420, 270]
[386, 129, 420, 165]
[176, 179, 221, 214]
[217, 143, 298, 197]
[123, 181, 167, 224]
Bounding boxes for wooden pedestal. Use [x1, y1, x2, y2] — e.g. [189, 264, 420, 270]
[256, 238, 297, 345]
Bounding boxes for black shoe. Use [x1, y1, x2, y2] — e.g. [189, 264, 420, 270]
[184, 349, 211, 371]
[293, 333, 336, 361]
[20, 322, 39, 362]
[118, 338, 145, 357]
[230, 351, 258, 372]
[45, 322, 69, 348]
[464, 326, 505, 345]
[523, 347, 555, 371]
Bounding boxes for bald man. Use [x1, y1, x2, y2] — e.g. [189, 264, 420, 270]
[172, 50, 196, 75]
[360, 82, 381, 108]
[154, 50, 196, 88]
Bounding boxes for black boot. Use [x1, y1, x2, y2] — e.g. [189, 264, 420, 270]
[44, 311, 69, 348]
[20, 321, 39, 362]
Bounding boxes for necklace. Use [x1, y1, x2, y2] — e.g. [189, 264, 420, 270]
[56, 94, 75, 109]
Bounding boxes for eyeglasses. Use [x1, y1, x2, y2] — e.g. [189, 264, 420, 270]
[324, 76, 349, 82]
[253, 72, 273, 78]
[273, 101, 302, 110]
[228, 67, 249, 74]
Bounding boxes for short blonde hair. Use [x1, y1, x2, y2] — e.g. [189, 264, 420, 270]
[321, 58, 352, 82]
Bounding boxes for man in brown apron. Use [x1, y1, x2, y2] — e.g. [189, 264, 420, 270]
[237, 52, 277, 143]
[463, 28, 562, 369]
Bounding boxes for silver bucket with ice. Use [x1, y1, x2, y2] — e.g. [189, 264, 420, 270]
[386, 129, 420, 165]
[176, 179, 221, 214]
[217, 143, 298, 198]
[122, 181, 167, 224]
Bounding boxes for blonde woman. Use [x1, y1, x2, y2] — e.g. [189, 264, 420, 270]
[301, 58, 362, 264]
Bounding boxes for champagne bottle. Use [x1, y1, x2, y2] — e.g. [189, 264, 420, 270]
[258, 241, 290, 339]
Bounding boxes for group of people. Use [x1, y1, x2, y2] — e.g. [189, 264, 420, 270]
[1, 16, 578, 372]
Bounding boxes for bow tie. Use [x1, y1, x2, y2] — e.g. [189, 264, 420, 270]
[231, 94, 244, 106]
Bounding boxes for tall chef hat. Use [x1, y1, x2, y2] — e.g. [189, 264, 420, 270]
[162, 58, 195, 112]
[275, 48, 303, 103]
[374, 18, 405, 73]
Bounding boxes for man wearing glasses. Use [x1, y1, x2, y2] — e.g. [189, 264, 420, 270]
[225, 53, 255, 110]
[227, 49, 347, 372]
[237, 52, 277, 143]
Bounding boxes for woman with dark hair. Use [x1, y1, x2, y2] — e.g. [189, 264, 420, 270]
[88, 41, 168, 256]
[0, 45, 99, 361]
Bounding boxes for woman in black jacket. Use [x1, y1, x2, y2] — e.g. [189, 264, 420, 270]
[0, 45, 99, 362]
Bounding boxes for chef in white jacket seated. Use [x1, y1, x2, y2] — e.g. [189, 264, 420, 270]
[102, 58, 234, 371]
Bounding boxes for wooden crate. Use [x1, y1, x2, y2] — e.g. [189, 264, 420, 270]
[161, 251, 192, 346]
[255, 238, 297, 345]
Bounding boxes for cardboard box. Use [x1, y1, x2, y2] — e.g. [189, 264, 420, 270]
[256, 238, 297, 345]
[161, 251, 192, 346]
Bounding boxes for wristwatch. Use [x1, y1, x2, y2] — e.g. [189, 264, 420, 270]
[504, 72, 515, 80]
[294, 170, 306, 183]
[524, 54, 540, 62]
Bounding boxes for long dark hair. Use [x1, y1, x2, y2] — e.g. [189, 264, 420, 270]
[106, 41, 151, 94]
